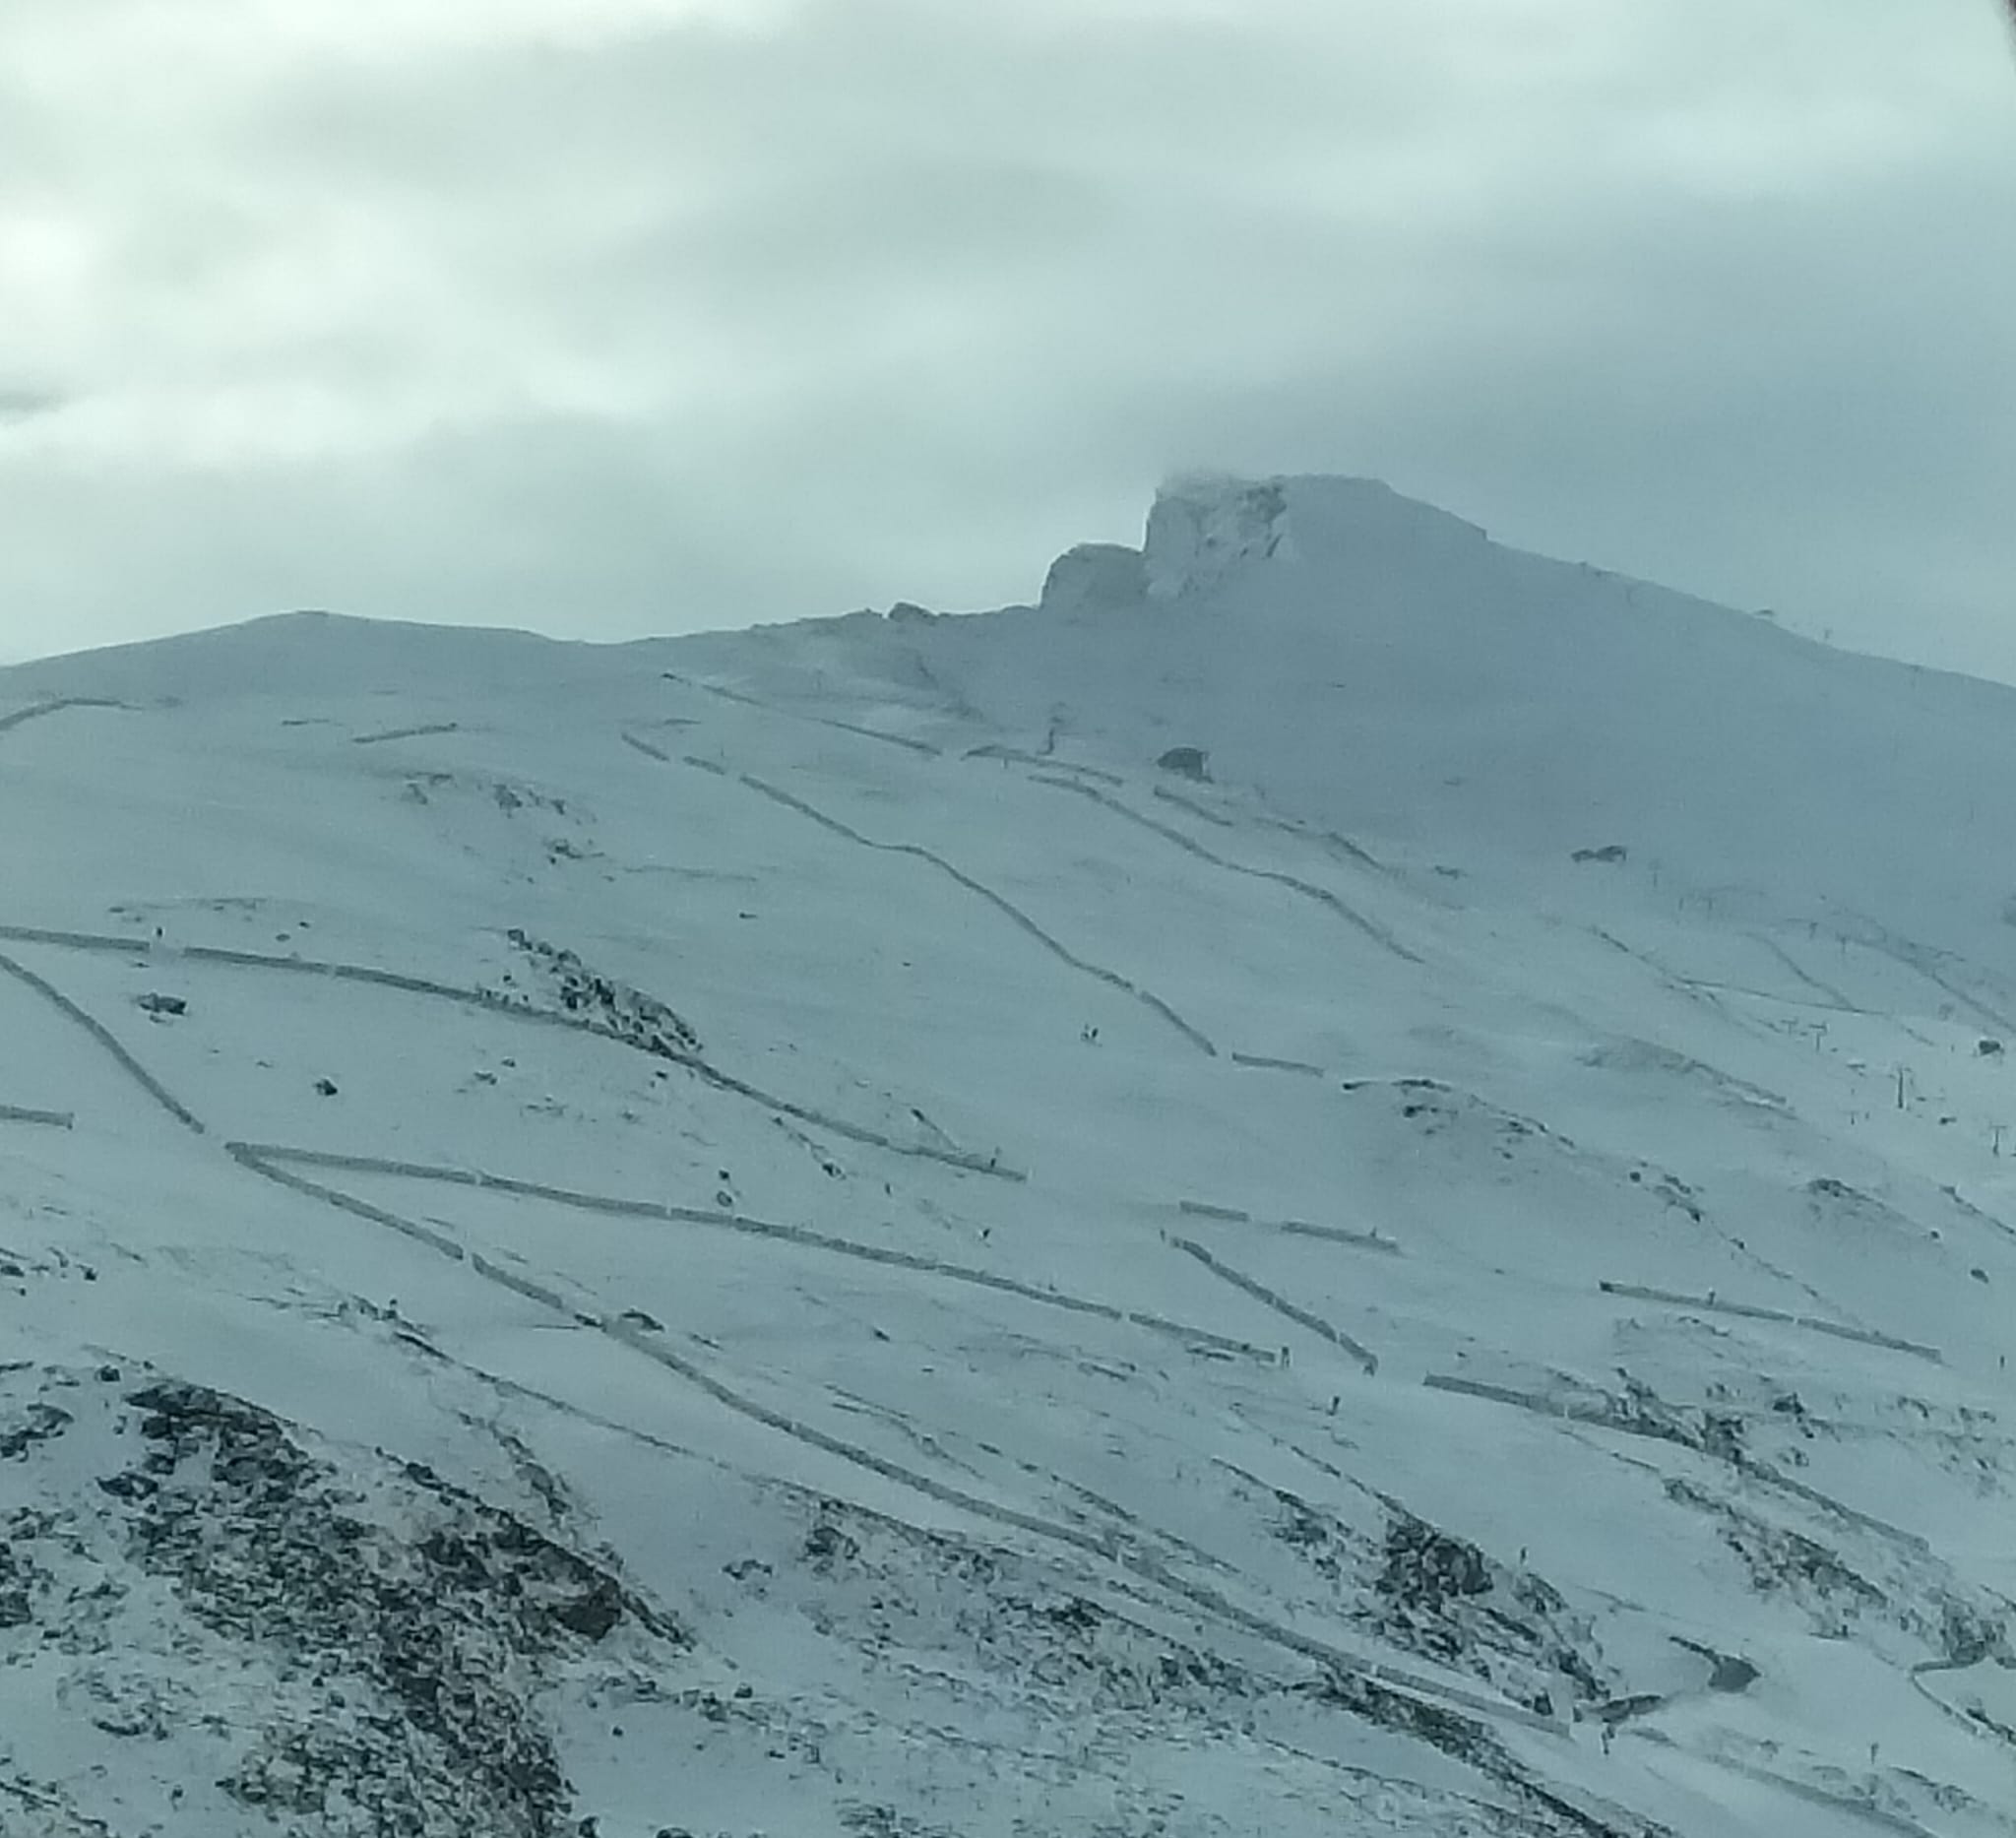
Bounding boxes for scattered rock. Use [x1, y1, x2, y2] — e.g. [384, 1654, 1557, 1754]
[1379, 1515, 1490, 1612]
[1267, 1485, 1606, 1710]
[1668, 1477, 1883, 1622]
[1592, 1692, 1663, 1725]
[0, 1401, 73, 1461]
[1709, 1654, 1761, 1692]
[840, 1804, 959, 1838]
[506, 930, 703, 1060]
[803, 1521, 860, 1571]
[1700, 1412, 1747, 1464]
[0, 1541, 35, 1627]
[1156, 745, 1210, 782]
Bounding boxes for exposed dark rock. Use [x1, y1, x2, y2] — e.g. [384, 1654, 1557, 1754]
[803, 1520, 860, 1570]
[84, 1378, 688, 1838]
[840, 1802, 959, 1838]
[1939, 1600, 2004, 1667]
[1264, 1485, 1606, 1709]
[506, 930, 703, 1060]
[0, 1401, 73, 1460]
[1709, 1654, 1760, 1692]
[0, 1540, 34, 1627]
[1379, 1515, 1491, 1611]
[1666, 1478, 1882, 1617]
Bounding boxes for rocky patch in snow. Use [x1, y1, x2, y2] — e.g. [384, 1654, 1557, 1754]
[0, 1364, 687, 1838]
[504, 929, 704, 1060]
[1263, 1482, 1607, 1716]
[740, 1500, 1256, 1722]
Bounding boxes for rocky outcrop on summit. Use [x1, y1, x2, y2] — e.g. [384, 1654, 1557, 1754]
[1040, 542, 1148, 617]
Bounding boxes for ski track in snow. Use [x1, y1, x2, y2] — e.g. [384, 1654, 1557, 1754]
[229, 1143, 1277, 1364]
[1847, 921, 2016, 1040]
[229, 1148, 1566, 1745]
[351, 720, 462, 745]
[1625, 1729, 1943, 1838]
[7, 832, 1953, 1838]
[660, 669, 943, 755]
[0, 695, 126, 736]
[1151, 784, 1237, 828]
[0, 1104, 75, 1130]
[1167, 1236, 1380, 1374]
[0, 919, 1593, 1783]
[1595, 1281, 1940, 1363]
[638, 740, 1222, 1057]
[0, 946, 208, 1134]
[1748, 931, 1865, 1015]
[967, 742, 1126, 785]
[0, 919, 1019, 1179]
[1173, 1198, 1400, 1256]
[1229, 1050, 1329, 1077]
[1420, 1372, 1934, 1557]
[0, 940, 1138, 1591]
[1029, 773, 1423, 964]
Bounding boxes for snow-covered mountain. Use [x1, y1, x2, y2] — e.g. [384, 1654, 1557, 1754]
[4, 475, 2015, 1838]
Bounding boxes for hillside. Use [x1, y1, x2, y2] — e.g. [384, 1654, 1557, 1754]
[3, 476, 2014, 1838]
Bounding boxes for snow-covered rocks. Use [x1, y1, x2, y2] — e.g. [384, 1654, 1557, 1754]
[1144, 474, 1293, 601]
[0, 1364, 686, 1838]
[1039, 542, 1148, 617]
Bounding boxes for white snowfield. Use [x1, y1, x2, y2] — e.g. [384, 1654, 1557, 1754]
[3, 474, 2015, 1838]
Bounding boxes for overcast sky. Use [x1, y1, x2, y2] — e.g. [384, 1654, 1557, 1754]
[2, 0, 2013, 676]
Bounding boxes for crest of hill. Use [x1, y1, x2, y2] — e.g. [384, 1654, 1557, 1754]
[0, 609, 588, 707]
[17, 475, 2016, 982]
[690, 473, 2016, 974]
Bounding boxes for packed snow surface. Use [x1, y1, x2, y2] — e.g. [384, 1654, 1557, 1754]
[5, 475, 2016, 1837]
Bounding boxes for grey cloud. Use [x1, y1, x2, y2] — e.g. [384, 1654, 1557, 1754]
[2, 0, 2012, 676]
[0, 387, 66, 421]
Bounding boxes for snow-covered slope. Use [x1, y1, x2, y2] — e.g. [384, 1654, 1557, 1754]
[4, 477, 2016, 1838]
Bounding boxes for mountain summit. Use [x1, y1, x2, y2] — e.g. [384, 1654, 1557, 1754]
[696, 474, 2016, 981]
[1040, 474, 1484, 613]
